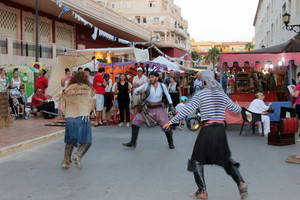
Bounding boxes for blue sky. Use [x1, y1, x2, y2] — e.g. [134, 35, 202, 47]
[175, 0, 259, 42]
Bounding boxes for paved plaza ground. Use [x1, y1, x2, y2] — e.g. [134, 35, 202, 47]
[0, 126, 300, 200]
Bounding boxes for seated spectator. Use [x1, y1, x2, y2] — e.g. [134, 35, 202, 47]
[31, 88, 49, 116]
[248, 92, 271, 137]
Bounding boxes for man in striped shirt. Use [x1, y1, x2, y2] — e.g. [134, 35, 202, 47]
[164, 70, 247, 200]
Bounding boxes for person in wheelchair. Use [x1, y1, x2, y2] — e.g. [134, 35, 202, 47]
[9, 84, 26, 119]
[248, 92, 272, 137]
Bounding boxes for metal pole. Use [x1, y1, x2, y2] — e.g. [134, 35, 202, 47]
[35, 0, 40, 62]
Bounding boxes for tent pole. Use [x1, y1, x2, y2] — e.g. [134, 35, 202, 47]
[94, 51, 96, 73]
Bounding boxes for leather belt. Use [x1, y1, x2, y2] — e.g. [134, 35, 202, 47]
[202, 120, 225, 127]
[146, 102, 164, 108]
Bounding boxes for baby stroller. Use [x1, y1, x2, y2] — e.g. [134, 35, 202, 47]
[9, 88, 30, 120]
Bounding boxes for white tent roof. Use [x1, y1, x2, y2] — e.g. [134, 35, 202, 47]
[152, 56, 183, 72]
[59, 47, 149, 62]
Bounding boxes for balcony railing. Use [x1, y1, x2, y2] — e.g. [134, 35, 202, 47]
[0, 38, 7, 54]
[12, 40, 53, 59]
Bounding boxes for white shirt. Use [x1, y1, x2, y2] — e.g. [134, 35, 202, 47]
[134, 82, 173, 104]
[12, 77, 21, 89]
[194, 79, 203, 89]
[133, 75, 147, 86]
[105, 79, 113, 92]
[248, 99, 270, 114]
[88, 76, 94, 85]
[0, 76, 7, 92]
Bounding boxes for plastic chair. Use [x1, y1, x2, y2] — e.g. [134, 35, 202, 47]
[240, 107, 263, 135]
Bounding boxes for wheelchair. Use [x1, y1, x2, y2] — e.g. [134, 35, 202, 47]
[9, 88, 30, 120]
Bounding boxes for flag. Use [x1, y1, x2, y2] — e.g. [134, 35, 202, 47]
[58, 6, 70, 18]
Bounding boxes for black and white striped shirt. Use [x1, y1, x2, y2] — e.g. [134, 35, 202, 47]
[170, 88, 241, 123]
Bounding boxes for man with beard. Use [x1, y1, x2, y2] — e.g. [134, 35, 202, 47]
[122, 71, 176, 149]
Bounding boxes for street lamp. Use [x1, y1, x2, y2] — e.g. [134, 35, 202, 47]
[35, 0, 40, 62]
[282, 13, 300, 33]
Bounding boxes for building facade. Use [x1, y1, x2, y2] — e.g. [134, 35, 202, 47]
[253, 0, 300, 49]
[96, 0, 190, 58]
[0, 0, 151, 68]
[191, 40, 253, 55]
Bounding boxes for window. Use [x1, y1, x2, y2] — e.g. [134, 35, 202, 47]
[153, 17, 159, 24]
[149, 1, 156, 8]
[143, 18, 147, 23]
[135, 17, 141, 23]
[112, 3, 115, 9]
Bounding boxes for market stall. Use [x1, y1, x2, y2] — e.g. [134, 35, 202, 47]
[46, 47, 150, 97]
[220, 39, 300, 124]
[220, 39, 300, 101]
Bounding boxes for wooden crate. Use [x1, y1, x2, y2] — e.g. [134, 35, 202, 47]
[268, 133, 295, 146]
[0, 92, 11, 128]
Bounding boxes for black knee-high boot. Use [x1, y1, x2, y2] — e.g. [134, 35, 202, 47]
[224, 159, 245, 186]
[165, 130, 175, 149]
[122, 125, 140, 148]
[225, 159, 248, 199]
[188, 160, 206, 194]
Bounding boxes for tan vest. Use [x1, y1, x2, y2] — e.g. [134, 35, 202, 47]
[61, 84, 94, 118]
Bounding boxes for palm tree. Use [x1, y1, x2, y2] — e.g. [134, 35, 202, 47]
[204, 46, 220, 69]
[191, 51, 200, 61]
[245, 43, 254, 51]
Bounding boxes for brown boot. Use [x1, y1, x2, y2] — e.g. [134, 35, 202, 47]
[191, 190, 208, 200]
[72, 143, 91, 169]
[61, 144, 74, 169]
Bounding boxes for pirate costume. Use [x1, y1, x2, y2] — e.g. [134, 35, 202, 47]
[170, 70, 247, 199]
[60, 83, 94, 169]
[122, 71, 176, 149]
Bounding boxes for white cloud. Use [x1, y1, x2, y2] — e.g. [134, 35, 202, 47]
[175, 0, 259, 42]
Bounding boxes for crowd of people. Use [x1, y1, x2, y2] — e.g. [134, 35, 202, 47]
[57, 67, 249, 200]
[0, 67, 51, 120]
[57, 63, 199, 128]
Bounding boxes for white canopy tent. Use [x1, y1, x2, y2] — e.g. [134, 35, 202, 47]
[151, 56, 183, 72]
[46, 47, 149, 97]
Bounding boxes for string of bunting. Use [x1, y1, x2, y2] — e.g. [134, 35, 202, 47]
[55, 0, 132, 44]
[55, 0, 189, 62]
[152, 45, 189, 61]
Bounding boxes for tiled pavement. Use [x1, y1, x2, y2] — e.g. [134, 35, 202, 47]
[0, 117, 64, 148]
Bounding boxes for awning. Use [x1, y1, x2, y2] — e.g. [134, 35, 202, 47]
[220, 39, 300, 67]
[151, 56, 183, 72]
[5, 0, 150, 42]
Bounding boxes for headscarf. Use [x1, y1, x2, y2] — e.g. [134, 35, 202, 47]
[200, 70, 222, 90]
